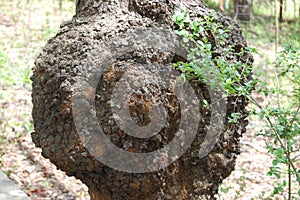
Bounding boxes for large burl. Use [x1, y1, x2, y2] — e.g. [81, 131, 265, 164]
[31, 0, 253, 199]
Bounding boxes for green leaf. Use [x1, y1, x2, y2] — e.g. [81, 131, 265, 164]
[273, 172, 280, 179]
[282, 180, 287, 187]
[183, 37, 189, 43]
[203, 99, 209, 107]
[276, 148, 284, 156]
[175, 12, 185, 22]
[267, 171, 273, 176]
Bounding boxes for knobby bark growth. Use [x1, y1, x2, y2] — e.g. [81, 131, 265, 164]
[31, 0, 253, 199]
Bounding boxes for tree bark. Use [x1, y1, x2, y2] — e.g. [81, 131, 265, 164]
[234, 0, 251, 21]
[31, 0, 253, 199]
[279, 0, 284, 23]
[220, 0, 225, 11]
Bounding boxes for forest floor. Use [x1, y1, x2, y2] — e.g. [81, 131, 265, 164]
[0, 1, 299, 200]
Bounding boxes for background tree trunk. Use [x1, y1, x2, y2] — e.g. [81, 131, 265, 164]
[31, 0, 253, 199]
[279, 0, 284, 23]
[234, 0, 251, 21]
[220, 0, 225, 11]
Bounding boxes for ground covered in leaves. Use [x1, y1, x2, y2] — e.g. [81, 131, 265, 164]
[0, 1, 297, 199]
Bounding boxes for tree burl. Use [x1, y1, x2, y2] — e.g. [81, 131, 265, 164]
[31, 0, 253, 199]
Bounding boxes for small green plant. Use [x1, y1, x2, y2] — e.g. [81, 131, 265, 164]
[217, 182, 233, 199]
[172, 9, 300, 199]
[172, 9, 255, 96]
[235, 168, 248, 199]
[250, 46, 300, 199]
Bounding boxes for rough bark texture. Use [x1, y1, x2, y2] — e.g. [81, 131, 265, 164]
[31, 0, 253, 199]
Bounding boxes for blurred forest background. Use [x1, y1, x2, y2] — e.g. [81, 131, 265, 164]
[0, 0, 299, 199]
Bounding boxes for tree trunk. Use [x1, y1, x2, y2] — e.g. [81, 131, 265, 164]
[220, 0, 225, 11]
[279, 0, 284, 23]
[59, 0, 62, 12]
[31, 0, 253, 199]
[234, 0, 251, 21]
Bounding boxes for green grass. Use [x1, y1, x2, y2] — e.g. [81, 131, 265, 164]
[279, 21, 300, 47]
[252, 0, 300, 20]
[0, 48, 31, 88]
[0, 0, 75, 89]
[248, 0, 299, 47]
[241, 17, 300, 48]
[0, 0, 75, 171]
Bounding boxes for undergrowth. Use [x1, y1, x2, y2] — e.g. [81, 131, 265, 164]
[173, 8, 300, 200]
